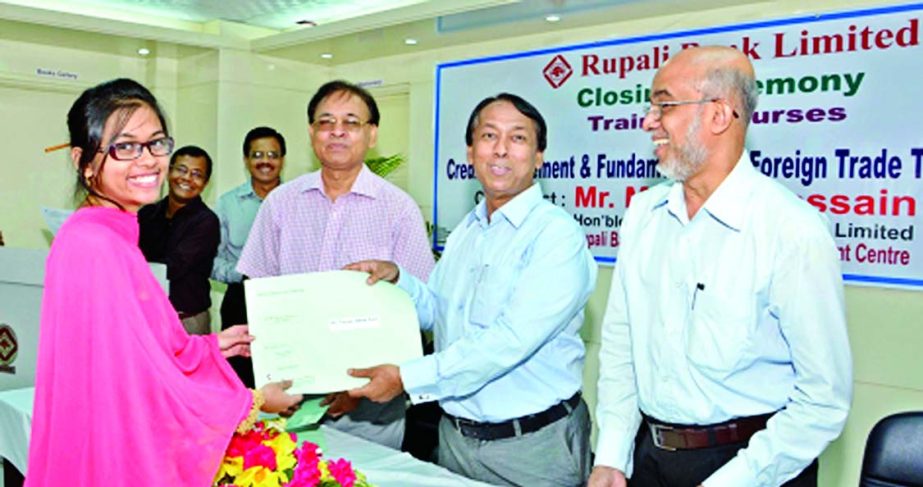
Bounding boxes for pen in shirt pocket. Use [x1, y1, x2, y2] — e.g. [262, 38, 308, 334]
[691, 282, 705, 310]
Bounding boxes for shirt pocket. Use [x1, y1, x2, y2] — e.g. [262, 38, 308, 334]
[684, 290, 754, 378]
[469, 263, 518, 328]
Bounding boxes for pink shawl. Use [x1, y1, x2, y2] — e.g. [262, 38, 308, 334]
[26, 207, 251, 486]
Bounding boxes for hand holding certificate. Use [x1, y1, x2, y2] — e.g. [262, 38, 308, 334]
[245, 270, 423, 394]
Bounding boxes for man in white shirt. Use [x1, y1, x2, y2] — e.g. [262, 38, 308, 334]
[589, 46, 852, 487]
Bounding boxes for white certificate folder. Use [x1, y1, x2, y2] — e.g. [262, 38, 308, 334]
[245, 270, 423, 394]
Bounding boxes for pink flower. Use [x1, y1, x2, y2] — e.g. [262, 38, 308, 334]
[328, 459, 357, 487]
[295, 443, 320, 466]
[287, 460, 321, 487]
[243, 443, 278, 471]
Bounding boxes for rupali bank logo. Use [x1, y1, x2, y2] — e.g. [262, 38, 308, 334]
[0, 323, 18, 374]
[543, 54, 573, 89]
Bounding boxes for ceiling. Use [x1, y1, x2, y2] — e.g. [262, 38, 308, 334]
[0, 0, 774, 64]
[2, 0, 440, 31]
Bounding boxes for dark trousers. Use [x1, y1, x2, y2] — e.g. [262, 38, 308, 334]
[630, 424, 818, 487]
[401, 332, 442, 461]
[4, 458, 24, 487]
[221, 281, 254, 388]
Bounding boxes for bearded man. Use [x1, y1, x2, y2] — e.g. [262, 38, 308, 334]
[589, 46, 852, 487]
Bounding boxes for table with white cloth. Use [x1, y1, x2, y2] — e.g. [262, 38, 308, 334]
[0, 387, 495, 487]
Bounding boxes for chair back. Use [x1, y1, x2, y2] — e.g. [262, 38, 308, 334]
[860, 411, 923, 486]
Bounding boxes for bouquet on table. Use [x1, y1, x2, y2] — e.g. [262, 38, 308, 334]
[214, 418, 373, 487]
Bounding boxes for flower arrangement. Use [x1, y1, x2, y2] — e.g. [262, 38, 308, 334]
[214, 418, 372, 487]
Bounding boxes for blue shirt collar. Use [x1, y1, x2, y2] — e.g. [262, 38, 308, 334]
[469, 183, 544, 229]
[236, 180, 258, 199]
[700, 154, 757, 231]
[656, 153, 754, 230]
[237, 179, 281, 201]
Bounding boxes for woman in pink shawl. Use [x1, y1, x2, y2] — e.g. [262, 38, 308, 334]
[26, 79, 302, 486]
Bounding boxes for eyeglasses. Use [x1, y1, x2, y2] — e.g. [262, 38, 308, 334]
[248, 151, 281, 160]
[102, 137, 175, 161]
[311, 116, 371, 133]
[170, 164, 207, 182]
[644, 99, 740, 121]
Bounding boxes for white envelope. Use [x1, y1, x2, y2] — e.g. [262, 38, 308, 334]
[245, 270, 423, 394]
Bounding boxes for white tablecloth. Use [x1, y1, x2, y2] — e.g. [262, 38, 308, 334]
[0, 387, 494, 486]
[0, 388, 32, 474]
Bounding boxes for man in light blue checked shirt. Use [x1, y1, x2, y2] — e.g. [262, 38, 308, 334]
[346, 93, 598, 487]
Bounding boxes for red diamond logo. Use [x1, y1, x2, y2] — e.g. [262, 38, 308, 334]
[543, 55, 573, 89]
[0, 325, 18, 364]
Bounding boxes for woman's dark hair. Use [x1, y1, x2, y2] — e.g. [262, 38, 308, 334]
[465, 93, 547, 152]
[67, 78, 169, 207]
[306, 80, 380, 125]
[170, 145, 213, 181]
[243, 126, 287, 157]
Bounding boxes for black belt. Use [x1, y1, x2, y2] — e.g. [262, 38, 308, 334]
[445, 392, 581, 441]
[645, 412, 774, 451]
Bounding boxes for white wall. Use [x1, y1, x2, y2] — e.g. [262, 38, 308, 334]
[0, 36, 149, 248]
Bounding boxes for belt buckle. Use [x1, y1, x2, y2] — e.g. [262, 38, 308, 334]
[453, 416, 472, 434]
[650, 423, 677, 451]
[453, 416, 488, 440]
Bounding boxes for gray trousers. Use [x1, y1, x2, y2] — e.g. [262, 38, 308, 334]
[438, 399, 592, 487]
[180, 310, 210, 335]
[323, 396, 406, 450]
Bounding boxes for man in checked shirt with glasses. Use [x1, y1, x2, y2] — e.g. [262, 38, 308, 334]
[237, 80, 434, 450]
